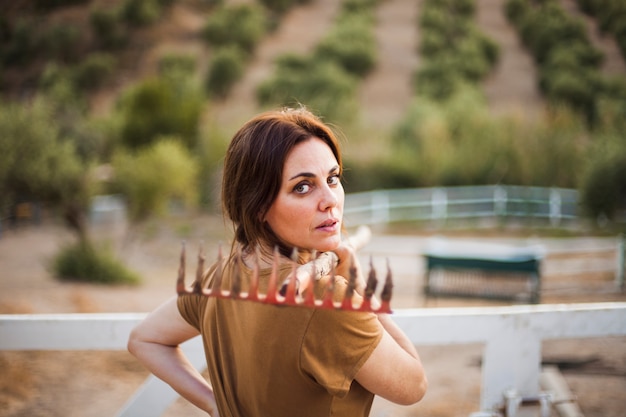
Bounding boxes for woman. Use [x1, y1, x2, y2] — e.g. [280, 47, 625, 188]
[128, 108, 427, 417]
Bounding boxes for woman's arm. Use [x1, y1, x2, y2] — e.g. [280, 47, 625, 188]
[127, 297, 220, 416]
[333, 243, 428, 405]
[355, 314, 427, 405]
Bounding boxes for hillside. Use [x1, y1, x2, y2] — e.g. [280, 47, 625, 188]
[2, 0, 624, 132]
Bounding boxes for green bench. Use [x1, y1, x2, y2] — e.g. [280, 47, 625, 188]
[423, 238, 544, 304]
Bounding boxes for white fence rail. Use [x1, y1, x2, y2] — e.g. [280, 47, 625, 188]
[344, 185, 580, 227]
[2, 303, 626, 416]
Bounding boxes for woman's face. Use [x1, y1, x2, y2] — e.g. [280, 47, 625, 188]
[264, 137, 344, 253]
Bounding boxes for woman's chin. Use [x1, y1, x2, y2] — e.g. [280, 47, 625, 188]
[313, 238, 342, 253]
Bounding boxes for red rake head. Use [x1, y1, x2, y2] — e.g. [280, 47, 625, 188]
[176, 243, 393, 314]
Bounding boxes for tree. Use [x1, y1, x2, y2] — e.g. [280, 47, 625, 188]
[0, 98, 92, 242]
[111, 138, 199, 228]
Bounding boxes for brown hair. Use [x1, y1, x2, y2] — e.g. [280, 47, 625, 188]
[222, 108, 343, 256]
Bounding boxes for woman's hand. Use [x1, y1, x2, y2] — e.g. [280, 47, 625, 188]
[332, 239, 368, 296]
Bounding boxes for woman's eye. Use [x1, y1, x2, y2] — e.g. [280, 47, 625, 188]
[328, 175, 340, 186]
[294, 183, 311, 194]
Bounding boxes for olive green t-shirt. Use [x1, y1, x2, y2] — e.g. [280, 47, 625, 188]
[178, 257, 383, 417]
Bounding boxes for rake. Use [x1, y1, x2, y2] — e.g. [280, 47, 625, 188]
[177, 226, 393, 314]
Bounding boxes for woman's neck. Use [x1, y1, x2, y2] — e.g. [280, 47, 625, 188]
[240, 243, 316, 269]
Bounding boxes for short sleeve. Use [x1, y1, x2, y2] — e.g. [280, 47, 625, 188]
[300, 305, 383, 397]
[177, 263, 218, 330]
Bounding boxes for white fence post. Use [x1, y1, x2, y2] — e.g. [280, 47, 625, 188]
[494, 186, 507, 218]
[432, 188, 447, 223]
[481, 320, 541, 410]
[549, 188, 562, 227]
[371, 191, 390, 225]
[617, 233, 625, 290]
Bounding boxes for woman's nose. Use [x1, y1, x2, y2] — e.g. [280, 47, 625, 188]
[319, 185, 339, 211]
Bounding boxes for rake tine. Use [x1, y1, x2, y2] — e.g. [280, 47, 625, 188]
[193, 243, 205, 294]
[341, 255, 357, 310]
[230, 257, 242, 298]
[211, 245, 224, 294]
[176, 241, 187, 294]
[279, 248, 300, 298]
[264, 246, 280, 304]
[364, 257, 378, 300]
[280, 252, 299, 304]
[358, 259, 378, 312]
[379, 259, 393, 313]
[302, 260, 317, 307]
[247, 246, 261, 301]
[320, 269, 337, 309]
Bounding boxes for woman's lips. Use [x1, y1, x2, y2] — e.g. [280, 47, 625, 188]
[316, 219, 339, 231]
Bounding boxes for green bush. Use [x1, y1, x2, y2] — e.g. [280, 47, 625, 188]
[53, 242, 141, 285]
[257, 54, 358, 123]
[505, 0, 529, 26]
[414, 57, 465, 100]
[158, 53, 197, 77]
[1, 18, 42, 66]
[121, 0, 162, 26]
[90, 7, 129, 50]
[580, 133, 626, 221]
[507, 0, 607, 126]
[117, 75, 203, 150]
[314, 14, 376, 77]
[518, 3, 589, 64]
[258, 0, 302, 14]
[386, 89, 587, 189]
[205, 46, 246, 98]
[575, 0, 626, 59]
[44, 24, 81, 62]
[416, 0, 499, 99]
[111, 139, 199, 222]
[342, 0, 379, 15]
[74, 53, 117, 90]
[34, 0, 90, 10]
[202, 4, 268, 54]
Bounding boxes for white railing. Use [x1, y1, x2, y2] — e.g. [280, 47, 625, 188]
[344, 185, 580, 227]
[2, 302, 625, 416]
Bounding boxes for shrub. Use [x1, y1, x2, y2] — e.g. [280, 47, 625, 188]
[505, 0, 529, 26]
[74, 53, 117, 90]
[314, 14, 376, 77]
[202, 4, 268, 54]
[117, 75, 203, 150]
[257, 54, 358, 123]
[414, 57, 465, 100]
[158, 53, 197, 77]
[258, 0, 301, 14]
[1, 18, 42, 66]
[580, 134, 626, 221]
[416, 0, 499, 99]
[517, 3, 591, 64]
[44, 24, 81, 63]
[34, 0, 89, 10]
[121, 0, 162, 26]
[205, 46, 246, 98]
[111, 139, 199, 222]
[53, 242, 141, 285]
[90, 7, 129, 50]
[575, 0, 626, 59]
